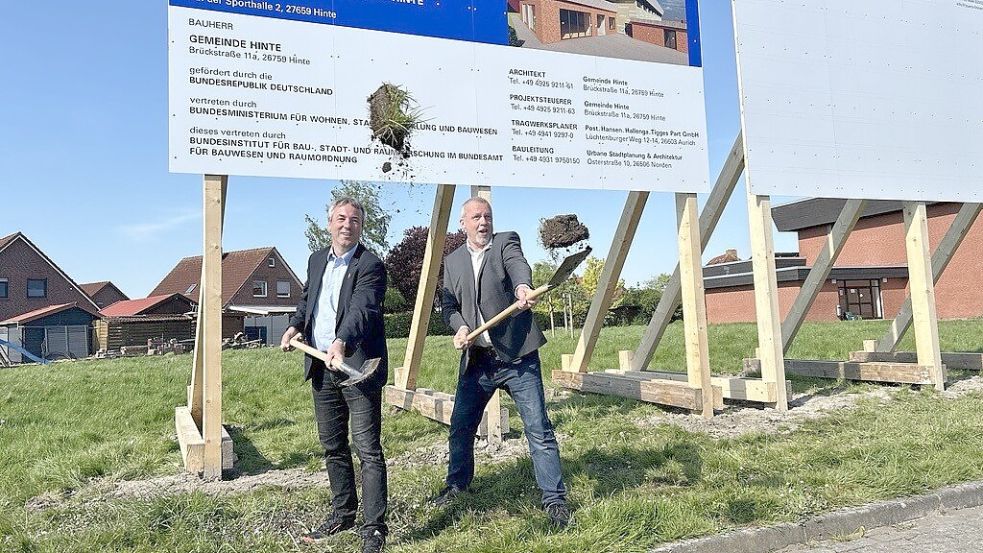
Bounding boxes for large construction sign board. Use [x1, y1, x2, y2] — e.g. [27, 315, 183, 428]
[733, 0, 983, 202]
[168, 0, 710, 192]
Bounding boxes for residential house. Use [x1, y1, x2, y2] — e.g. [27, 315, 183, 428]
[149, 247, 303, 345]
[0, 232, 102, 362]
[0, 232, 101, 322]
[80, 281, 130, 310]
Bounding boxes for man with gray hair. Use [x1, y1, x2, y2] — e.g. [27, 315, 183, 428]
[281, 197, 389, 552]
[432, 196, 571, 527]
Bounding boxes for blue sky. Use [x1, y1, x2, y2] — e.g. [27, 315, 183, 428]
[0, 1, 799, 298]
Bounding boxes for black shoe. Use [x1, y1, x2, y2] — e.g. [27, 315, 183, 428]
[362, 530, 386, 553]
[300, 512, 356, 542]
[430, 485, 465, 507]
[545, 502, 572, 528]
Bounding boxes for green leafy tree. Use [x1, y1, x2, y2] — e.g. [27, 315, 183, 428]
[305, 181, 392, 255]
[579, 256, 626, 309]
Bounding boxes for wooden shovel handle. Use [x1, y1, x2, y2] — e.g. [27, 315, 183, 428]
[289, 336, 342, 369]
[465, 284, 549, 342]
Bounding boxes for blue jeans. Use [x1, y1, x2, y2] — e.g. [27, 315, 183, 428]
[446, 349, 567, 507]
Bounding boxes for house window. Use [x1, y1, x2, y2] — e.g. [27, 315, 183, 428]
[0, 278, 7, 299]
[559, 9, 589, 39]
[268, 257, 276, 268]
[27, 278, 47, 298]
[252, 280, 268, 298]
[664, 29, 677, 50]
[276, 280, 291, 298]
[185, 283, 197, 295]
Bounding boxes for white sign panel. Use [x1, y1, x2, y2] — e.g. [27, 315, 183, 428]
[733, 0, 983, 201]
[168, 1, 710, 192]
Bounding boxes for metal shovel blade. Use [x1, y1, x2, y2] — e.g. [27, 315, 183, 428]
[337, 357, 382, 387]
[547, 247, 592, 289]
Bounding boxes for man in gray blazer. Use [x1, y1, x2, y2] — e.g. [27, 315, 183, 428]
[432, 196, 570, 527]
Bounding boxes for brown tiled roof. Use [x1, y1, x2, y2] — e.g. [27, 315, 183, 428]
[707, 249, 740, 265]
[80, 281, 110, 296]
[149, 247, 277, 306]
[0, 232, 19, 251]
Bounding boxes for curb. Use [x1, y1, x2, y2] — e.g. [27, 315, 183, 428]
[651, 480, 983, 553]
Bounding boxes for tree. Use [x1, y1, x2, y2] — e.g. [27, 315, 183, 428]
[621, 273, 677, 323]
[579, 256, 626, 309]
[305, 181, 392, 255]
[384, 226, 467, 307]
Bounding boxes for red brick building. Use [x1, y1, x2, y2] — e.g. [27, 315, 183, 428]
[150, 247, 303, 344]
[518, 0, 619, 44]
[625, 18, 688, 53]
[704, 200, 983, 324]
[80, 281, 129, 310]
[0, 232, 99, 323]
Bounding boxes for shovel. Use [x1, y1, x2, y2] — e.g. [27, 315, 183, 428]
[465, 247, 591, 343]
[289, 336, 381, 386]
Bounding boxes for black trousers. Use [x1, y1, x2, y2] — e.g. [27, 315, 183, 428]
[311, 362, 388, 536]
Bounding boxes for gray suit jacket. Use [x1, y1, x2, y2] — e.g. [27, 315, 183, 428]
[441, 231, 547, 374]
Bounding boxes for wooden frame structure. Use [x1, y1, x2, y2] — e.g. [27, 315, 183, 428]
[553, 134, 787, 412]
[746, 199, 982, 391]
[176, 175, 234, 477]
[385, 185, 509, 444]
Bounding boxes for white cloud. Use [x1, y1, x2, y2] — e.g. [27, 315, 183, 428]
[118, 207, 200, 241]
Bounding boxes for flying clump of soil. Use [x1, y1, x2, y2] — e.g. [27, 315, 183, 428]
[539, 214, 590, 250]
[368, 83, 424, 178]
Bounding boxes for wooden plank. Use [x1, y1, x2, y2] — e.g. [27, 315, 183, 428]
[746, 185, 789, 411]
[384, 386, 508, 437]
[618, 350, 634, 371]
[632, 133, 745, 371]
[201, 174, 227, 478]
[875, 203, 982, 353]
[395, 183, 456, 390]
[676, 193, 714, 418]
[902, 202, 945, 391]
[568, 191, 649, 373]
[175, 406, 234, 474]
[471, 185, 503, 445]
[849, 351, 983, 371]
[553, 370, 722, 412]
[190, 180, 226, 425]
[610, 370, 787, 404]
[783, 359, 936, 385]
[781, 199, 866, 352]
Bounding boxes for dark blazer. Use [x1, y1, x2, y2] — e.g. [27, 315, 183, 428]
[288, 243, 388, 386]
[441, 231, 547, 374]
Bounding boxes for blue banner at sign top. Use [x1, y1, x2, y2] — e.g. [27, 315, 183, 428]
[169, 0, 509, 45]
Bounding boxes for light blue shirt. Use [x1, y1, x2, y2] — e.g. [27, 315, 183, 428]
[311, 245, 357, 352]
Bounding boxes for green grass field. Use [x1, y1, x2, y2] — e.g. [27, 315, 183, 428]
[1, 319, 982, 552]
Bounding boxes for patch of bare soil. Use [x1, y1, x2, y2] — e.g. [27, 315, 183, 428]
[25, 433, 542, 510]
[646, 386, 894, 439]
[943, 375, 983, 398]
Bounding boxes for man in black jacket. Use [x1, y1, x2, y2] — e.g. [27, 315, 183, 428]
[433, 196, 570, 527]
[281, 197, 388, 553]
